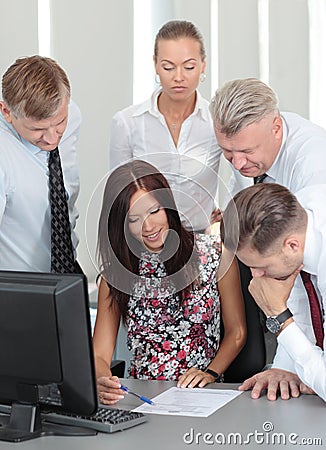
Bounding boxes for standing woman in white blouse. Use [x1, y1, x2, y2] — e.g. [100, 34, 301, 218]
[109, 20, 221, 233]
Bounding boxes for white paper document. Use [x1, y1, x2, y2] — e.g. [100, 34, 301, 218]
[133, 387, 243, 417]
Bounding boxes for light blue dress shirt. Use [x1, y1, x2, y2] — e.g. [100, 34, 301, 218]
[0, 101, 81, 271]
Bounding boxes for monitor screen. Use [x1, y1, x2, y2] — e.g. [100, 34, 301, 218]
[0, 271, 98, 442]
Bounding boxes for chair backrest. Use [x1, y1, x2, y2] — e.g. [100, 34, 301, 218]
[110, 360, 126, 378]
[223, 260, 266, 383]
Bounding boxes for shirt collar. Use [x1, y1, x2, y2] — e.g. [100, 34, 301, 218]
[0, 111, 43, 156]
[20, 135, 44, 156]
[131, 87, 209, 122]
[264, 114, 288, 180]
[302, 208, 319, 276]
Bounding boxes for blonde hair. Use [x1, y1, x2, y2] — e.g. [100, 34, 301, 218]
[154, 20, 206, 62]
[2, 55, 70, 119]
[210, 78, 279, 137]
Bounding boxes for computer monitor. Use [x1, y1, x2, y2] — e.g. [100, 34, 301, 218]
[0, 271, 98, 442]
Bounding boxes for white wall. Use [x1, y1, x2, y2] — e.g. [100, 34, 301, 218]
[269, 0, 309, 116]
[0, 0, 39, 76]
[218, 0, 260, 83]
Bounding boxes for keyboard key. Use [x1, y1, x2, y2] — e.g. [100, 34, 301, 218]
[43, 407, 148, 433]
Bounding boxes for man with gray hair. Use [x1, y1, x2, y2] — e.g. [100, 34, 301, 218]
[221, 183, 326, 402]
[210, 77, 326, 204]
[211, 78, 326, 399]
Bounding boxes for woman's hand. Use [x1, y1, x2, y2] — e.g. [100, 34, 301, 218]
[177, 367, 216, 388]
[97, 375, 126, 405]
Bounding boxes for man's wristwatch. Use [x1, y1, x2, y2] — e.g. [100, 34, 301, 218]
[265, 308, 293, 334]
[204, 368, 224, 382]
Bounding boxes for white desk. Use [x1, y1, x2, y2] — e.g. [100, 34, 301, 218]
[1, 380, 325, 449]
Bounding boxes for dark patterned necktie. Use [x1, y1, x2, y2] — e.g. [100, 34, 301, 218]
[254, 173, 267, 184]
[300, 270, 324, 349]
[48, 148, 76, 273]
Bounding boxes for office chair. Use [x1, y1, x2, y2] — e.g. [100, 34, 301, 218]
[110, 360, 126, 378]
[222, 260, 266, 383]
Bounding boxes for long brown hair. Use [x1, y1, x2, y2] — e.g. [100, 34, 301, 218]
[97, 160, 199, 322]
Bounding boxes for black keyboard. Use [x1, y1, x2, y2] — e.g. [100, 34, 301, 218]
[43, 407, 148, 433]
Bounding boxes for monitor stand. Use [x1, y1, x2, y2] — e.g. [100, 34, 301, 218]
[0, 402, 97, 442]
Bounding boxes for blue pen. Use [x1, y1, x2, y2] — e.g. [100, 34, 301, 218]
[121, 385, 155, 405]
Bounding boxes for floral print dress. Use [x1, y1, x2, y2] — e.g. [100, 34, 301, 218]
[126, 234, 222, 380]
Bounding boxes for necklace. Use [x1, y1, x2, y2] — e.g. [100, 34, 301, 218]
[158, 93, 195, 134]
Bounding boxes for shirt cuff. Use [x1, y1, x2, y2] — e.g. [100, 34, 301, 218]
[277, 321, 316, 360]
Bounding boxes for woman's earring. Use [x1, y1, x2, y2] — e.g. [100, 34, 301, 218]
[200, 73, 206, 83]
[155, 73, 161, 84]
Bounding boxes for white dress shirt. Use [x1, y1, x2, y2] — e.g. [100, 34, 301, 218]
[109, 88, 221, 231]
[0, 100, 81, 272]
[226, 111, 326, 203]
[226, 112, 326, 393]
[274, 186, 326, 401]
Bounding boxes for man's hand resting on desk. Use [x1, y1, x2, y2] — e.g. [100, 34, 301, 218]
[239, 368, 315, 400]
[97, 375, 125, 405]
[177, 367, 216, 388]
